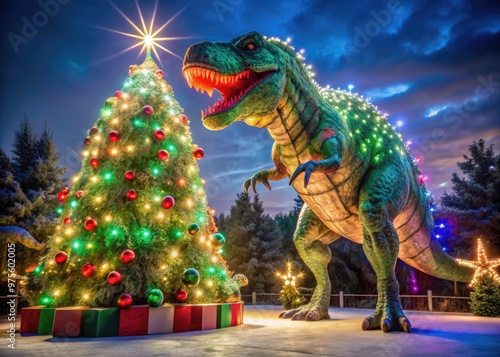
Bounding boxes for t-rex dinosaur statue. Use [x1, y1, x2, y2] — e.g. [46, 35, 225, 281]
[182, 31, 474, 332]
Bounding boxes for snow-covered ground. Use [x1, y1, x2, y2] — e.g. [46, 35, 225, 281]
[2, 305, 499, 356]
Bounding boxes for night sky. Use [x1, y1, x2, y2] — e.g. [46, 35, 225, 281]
[1, 0, 499, 215]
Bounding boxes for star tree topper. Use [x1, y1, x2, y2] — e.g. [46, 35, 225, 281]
[96, 0, 190, 66]
[456, 239, 500, 286]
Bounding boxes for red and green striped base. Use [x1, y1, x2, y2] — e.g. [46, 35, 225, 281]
[21, 302, 244, 337]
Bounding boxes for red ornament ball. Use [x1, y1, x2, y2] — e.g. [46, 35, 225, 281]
[174, 289, 187, 302]
[83, 137, 91, 146]
[54, 251, 68, 265]
[155, 69, 164, 79]
[117, 293, 133, 309]
[89, 126, 99, 135]
[179, 114, 189, 124]
[124, 170, 136, 181]
[63, 216, 71, 225]
[161, 196, 175, 209]
[154, 129, 165, 141]
[107, 271, 122, 285]
[57, 189, 69, 202]
[84, 218, 98, 231]
[109, 130, 120, 143]
[57, 192, 67, 202]
[126, 189, 138, 201]
[120, 249, 136, 264]
[90, 157, 99, 168]
[193, 147, 205, 159]
[114, 90, 123, 98]
[143, 105, 154, 115]
[158, 149, 169, 161]
[81, 263, 95, 278]
[75, 190, 84, 199]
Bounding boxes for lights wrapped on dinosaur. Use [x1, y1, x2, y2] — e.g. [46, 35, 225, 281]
[183, 31, 483, 333]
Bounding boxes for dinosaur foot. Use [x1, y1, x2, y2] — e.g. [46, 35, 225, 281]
[362, 311, 411, 333]
[279, 304, 330, 321]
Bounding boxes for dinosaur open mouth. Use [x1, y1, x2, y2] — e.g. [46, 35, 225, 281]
[183, 66, 274, 118]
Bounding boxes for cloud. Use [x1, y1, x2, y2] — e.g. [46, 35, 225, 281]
[366, 84, 410, 100]
[425, 104, 450, 118]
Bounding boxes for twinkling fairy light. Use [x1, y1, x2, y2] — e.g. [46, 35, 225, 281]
[457, 239, 500, 286]
[276, 261, 303, 287]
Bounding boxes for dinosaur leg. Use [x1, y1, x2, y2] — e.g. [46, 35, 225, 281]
[280, 204, 340, 321]
[358, 169, 411, 333]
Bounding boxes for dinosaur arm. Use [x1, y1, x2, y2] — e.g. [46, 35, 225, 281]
[289, 136, 342, 187]
[244, 143, 288, 193]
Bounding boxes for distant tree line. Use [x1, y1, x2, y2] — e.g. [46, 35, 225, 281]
[1, 118, 498, 298]
[0, 117, 66, 276]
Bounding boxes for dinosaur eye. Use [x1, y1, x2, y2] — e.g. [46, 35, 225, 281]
[245, 42, 256, 51]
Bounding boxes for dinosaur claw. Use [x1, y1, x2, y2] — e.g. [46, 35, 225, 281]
[304, 167, 313, 187]
[243, 179, 250, 194]
[382, 318, 392, 333]
[262, 177, 272, 190]
[251, 176, 258, 194]
[289, 164, 305, 186]
[400, 317, 411, 333]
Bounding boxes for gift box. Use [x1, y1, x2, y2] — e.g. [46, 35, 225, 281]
[173, 305, 191, 333]
[231, 302, 244, 326]
[190, 306, 203, 331]
[147, 305, 174, 335]
[21, 302, 244, 337]
[21, 306, 43, 333]
[201, 304, 218, 330]
[217, 303, 232, 329]
[52, 306, 89, 337]
[37, 307, 56, 335]
[118, 305, 149, 336]
[81, 307, 120, 337]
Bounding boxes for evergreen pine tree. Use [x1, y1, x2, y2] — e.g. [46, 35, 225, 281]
[0, 148, 36, 275]
[219, 192, 281, 293]
[28, 124, 67, 196]
[439, 139, 500, 257]
[277, 262, 306, 309]
[25, 57, 242, 308]
[275, 196, 303, 264]
[11, 116, 38, 191]
[0, 148, 31, 226]
[3, 120, 67, 275]
[470, 275, 500, 317]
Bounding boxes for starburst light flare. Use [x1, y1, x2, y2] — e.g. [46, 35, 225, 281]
[95, 0, 192, 66]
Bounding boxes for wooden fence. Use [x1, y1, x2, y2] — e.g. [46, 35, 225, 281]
[241, 290, 471, 313]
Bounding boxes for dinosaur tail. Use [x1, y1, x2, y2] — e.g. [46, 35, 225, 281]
[401, 238, 474, 283]
[0, 226, 45, 250]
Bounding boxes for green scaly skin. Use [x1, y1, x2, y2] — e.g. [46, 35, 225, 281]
[183, 32, 474, 333]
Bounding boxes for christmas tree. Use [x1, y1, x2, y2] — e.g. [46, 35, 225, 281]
[25, 55, 243, 309]
[277, 262, 305, 310]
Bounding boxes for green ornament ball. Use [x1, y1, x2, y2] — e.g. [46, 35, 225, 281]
[188, 223, 200, 235]
[211, 233, 225, 248]
[146, 289, 164, 307]
[181, 268, 200, 288]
